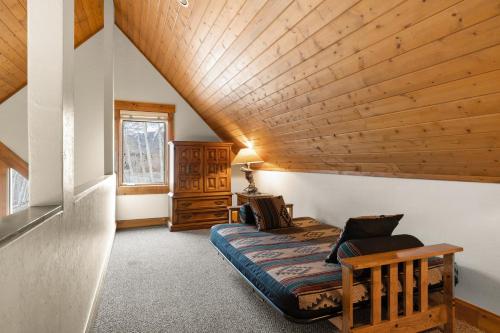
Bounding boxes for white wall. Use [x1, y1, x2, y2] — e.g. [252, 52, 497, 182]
[0, 176, 116, 332]
[74, 31, 104, 187]
[0, 32, 106, 187]
[242, 170, 500, 314]
[113, 26, 220, 220]
[0, 88, 28, 162]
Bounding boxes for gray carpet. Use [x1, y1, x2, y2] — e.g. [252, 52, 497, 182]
[90, 227, 482, 333]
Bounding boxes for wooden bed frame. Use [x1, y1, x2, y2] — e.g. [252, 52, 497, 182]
[225, 204, 463, 332]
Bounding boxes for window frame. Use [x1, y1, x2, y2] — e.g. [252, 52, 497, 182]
[114, 100, 175, 195]
[8, 168, 29, 214]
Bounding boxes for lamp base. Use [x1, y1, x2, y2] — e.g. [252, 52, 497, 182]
[242, 184, 259, 194]
[240, 164, 259, 195]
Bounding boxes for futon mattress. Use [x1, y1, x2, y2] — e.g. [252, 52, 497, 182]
[210, 218, 443, 320]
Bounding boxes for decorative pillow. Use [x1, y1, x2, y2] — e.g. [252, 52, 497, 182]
[336, 234, 423, 264]
[249, 196, 292, 231]
[325, 214, 403, 264]
[239, 203, 256, 225]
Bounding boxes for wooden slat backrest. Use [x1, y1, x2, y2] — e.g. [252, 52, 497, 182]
[388, 263, 398, 321]
[419, 258, 429, 312]
[404, 261, 414, 316]
[370, 266, 382, 324]
[341, 244, 463, 270]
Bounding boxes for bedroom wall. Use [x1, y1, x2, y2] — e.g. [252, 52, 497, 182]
[113, 26, 220, 221]
[0, 31, 106, 187]
[0, 88, 28, 162]
[240, 170, 500, 314]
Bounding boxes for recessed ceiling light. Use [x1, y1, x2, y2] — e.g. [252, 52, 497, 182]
[178, 0, 188, 7]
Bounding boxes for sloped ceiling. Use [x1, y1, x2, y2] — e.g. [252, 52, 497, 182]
[0, 0, 103, 103]
[2, 0, 499, 182]
[114, 0, 500, 183]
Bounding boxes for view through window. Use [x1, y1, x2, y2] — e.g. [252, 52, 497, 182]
[9, 168, 29, 213]
[122, 120, 166, 185]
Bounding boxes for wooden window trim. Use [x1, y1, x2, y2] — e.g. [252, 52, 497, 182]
[115, 100, 175, 195]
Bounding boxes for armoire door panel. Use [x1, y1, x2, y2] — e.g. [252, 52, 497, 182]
[218, 148, 228, 161]
[218, 162, 227, 175]
[191, 178, 202, 192]
[218, 177, 228, 191]
[206, 148, 217, 161]
[206, 163, 217, 175]
[206, 177, 217, 192]
[175, 145, 203, 193]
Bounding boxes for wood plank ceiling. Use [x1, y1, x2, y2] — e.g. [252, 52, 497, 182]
[0, 0, 103, 104]
[1, 0, 495, 183]
[115, 0, 500, 183]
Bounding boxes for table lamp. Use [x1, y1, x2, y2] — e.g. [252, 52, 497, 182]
[232, 147, 264, 194]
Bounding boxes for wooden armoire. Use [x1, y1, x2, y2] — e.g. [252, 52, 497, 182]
[168, 141, 233, 231]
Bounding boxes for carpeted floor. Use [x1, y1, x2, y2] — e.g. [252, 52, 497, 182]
[90, 227, 482, 333]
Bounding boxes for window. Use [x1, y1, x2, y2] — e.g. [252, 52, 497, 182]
[9, 168, 29, 213]
[115, 101, 174, 195]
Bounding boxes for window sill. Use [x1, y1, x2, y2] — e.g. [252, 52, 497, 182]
[117, 185, 169, 195]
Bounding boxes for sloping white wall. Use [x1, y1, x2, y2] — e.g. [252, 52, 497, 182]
[0, 88, 28, 162]
[242, 170, 500, 314]
[114, 26, 220, 220]
[0, 32, 106, 187]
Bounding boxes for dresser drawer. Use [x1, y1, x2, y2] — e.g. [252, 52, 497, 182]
[176, 210, 228, 224]
[174, 196, 231, 211]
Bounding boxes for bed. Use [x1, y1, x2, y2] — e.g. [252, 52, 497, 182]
[211, 205, 462, 332]
[210, 217, 444, 321]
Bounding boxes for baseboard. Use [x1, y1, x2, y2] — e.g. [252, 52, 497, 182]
[455, 298, 500, 333]
[84, 227, 116, 333]
[116, 217, 169, 230]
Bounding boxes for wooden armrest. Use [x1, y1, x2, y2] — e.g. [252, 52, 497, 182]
[226, 203, 294, 223]
[340, 243, 463, 270]
[227, 206, 241, 223]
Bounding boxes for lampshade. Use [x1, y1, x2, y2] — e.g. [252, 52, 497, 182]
[232, 148, 263, 165]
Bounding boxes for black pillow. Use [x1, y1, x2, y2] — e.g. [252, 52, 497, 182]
[325, 214, 403, 264]
[336, 234, 423, 264]
[239, 203, 256, 225]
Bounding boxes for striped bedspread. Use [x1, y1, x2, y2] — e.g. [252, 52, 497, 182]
[210, 217, 443, 320]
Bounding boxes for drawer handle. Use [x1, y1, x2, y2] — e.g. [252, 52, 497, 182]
[180, 202, 192, 207]
[182, 214, 193, 219]
[214, 200, 225, 205]
[214, 212, 225, 217]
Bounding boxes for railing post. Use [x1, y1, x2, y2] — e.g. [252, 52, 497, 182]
[342, 266, 353, 333]
[419, 258, 429, 312]
[388, 263, 398, 321]
[404, 261, 414, 316]
[443, 254, 455, 333]
[371, 266, 382, 324]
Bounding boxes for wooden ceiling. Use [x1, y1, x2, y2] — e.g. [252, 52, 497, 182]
[2, 0, 498, 182]
[0, 0, 103, 103]
[115, 0, 500, 183]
